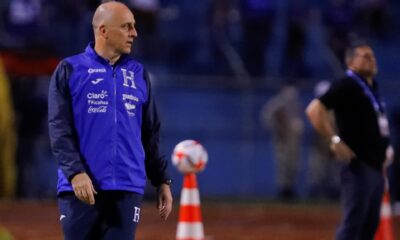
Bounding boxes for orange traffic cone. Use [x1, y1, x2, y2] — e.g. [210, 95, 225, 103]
[375, 178, 394, 240]
[176, 173, 204, 240]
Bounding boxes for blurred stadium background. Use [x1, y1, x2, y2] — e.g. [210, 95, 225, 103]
[1, 0, 400, 239]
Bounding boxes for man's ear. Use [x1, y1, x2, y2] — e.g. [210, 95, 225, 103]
[99, 25, 108, 39]
[345, 58, 353, 69]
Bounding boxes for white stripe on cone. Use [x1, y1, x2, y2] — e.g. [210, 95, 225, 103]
[177, 222, 204, 239]
[381, 202, 392, 218]
[180, 189, 201, 205]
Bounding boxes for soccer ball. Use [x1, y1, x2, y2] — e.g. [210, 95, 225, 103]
[172, 140, 208, 174]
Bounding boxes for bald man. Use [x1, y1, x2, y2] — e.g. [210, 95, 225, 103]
[48, 2, 172, 239]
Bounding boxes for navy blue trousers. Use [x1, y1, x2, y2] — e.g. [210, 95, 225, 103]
[336, 160, 384, 240]
[58, 191, 143, 240]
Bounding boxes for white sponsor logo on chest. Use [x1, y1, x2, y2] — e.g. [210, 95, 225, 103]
[88, 68, 106, 74]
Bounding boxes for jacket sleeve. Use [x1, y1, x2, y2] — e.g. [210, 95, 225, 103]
[48, 60, 85, 181]
[141, 70, 171, 187]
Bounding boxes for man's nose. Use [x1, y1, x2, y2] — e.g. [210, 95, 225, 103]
[130, 28, 138, 38]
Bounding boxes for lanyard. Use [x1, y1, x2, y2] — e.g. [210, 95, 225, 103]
[346, 70, 385, 113]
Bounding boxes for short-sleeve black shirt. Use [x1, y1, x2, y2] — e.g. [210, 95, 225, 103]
[319, 74, 389, 170]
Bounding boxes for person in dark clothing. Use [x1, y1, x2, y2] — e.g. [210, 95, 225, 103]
[306, 42, 392, 240]
[282, 4, 308, 79]
[48, 2, 172, 239]
[239, 0, 275, 78]
[324, 0, 353, 63]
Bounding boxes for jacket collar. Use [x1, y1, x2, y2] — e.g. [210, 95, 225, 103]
[85, 42, 129, 66]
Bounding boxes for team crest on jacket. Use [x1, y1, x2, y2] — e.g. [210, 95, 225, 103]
[121, 68, 140, 117]
[121, 68, 136, 89]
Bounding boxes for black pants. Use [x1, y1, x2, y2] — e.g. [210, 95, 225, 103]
[336, 160, 384, 240]
[58, 191, 143, 240]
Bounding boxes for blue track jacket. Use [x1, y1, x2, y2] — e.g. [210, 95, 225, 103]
[48, 43, 169, 194]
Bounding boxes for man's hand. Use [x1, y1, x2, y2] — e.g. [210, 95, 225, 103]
[157, 184, 173, 220]
[71, 172, 97, 205]
[384, 145, 394, 167]
[330, 141, 356, 164]
[383, 145, 394, 176]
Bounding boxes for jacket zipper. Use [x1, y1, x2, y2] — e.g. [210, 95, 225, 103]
[112, 66, 117, 186]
